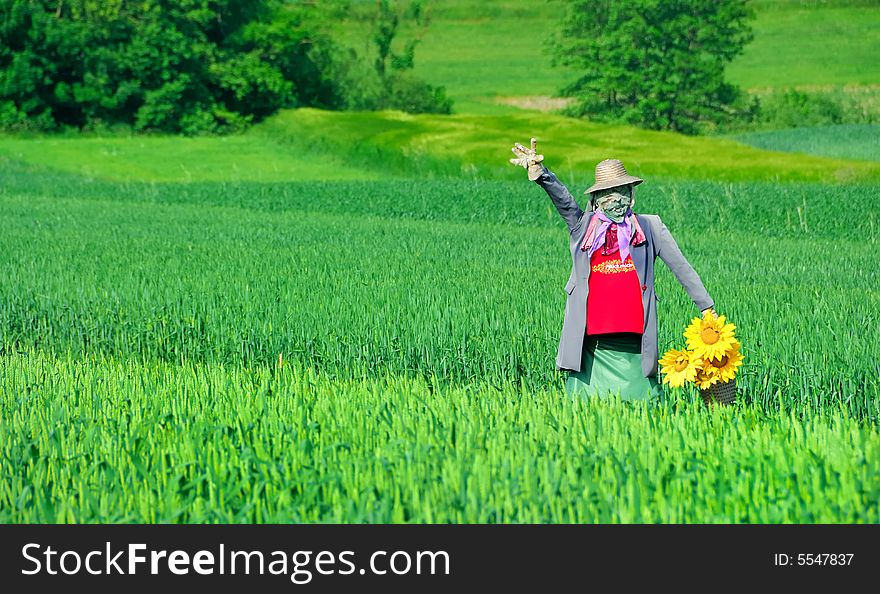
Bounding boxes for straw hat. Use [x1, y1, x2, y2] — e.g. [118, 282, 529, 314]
[583, 158, 643, 194]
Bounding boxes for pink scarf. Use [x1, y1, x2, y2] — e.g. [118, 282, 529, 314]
[579, 208, 646, 263]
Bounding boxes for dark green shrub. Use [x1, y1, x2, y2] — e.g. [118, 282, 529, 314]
[757, 89, 845, 128]
[383, 72, 453, 114]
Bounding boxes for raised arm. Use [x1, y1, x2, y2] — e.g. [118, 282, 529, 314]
[534, 165, 586, 233]
[509, 138, 585, 233]
[650, 215, 715, 312]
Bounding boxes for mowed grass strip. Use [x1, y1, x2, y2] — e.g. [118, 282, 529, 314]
[253, 108, 880, 183]
[0, 134, 380, 182]
[1, 350, 878, 523]
[4, 106, 880, 184]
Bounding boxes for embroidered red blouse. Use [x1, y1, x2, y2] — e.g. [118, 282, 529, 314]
[586, 224, 644, 335]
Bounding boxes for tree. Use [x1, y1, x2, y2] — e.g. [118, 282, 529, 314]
[0, 0, 346, 133]
[549, 0, 756, 134]
[335, 0, 452, 114]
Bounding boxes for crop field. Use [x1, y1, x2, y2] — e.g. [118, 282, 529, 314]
[733, 124, 880, 162]
[2, 351, 878, 523]
[1, 139, 879, 522]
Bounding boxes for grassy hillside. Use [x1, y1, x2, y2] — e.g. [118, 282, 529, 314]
[255, 109, 880, 183]
[5, 107, 879, 184]
[3, 2, 875, 182]
[390, 0, 880, 113]
[729, 0, 880, 90]
[0, 134, 380, 182]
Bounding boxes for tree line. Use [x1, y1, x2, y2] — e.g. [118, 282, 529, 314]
[0, 0, 451, 134]
[2, 0, 867, 136]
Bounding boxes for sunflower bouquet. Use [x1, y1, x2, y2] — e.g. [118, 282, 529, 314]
[658, 310, 744, 406]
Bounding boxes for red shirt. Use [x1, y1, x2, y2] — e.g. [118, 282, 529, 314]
[586, 224, 644, 335]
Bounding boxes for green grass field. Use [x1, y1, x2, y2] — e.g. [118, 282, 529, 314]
[733, 124, 880, 162]
[1, 145, 878, 522]
[389, 0, 880, 113]
[728, 1, 880, 90]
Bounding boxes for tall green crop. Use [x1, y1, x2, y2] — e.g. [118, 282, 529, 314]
[1, 350, 877, 523]
[0, 156, 878, 524]
[0, 164, 877, 418]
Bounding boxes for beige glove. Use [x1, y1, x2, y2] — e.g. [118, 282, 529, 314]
[509, 137, 544, 181]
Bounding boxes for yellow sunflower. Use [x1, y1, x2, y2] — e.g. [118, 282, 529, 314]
[658, 348, 702, 388]
[702, 340, 744, 383]
[694, 365, 722, 390]
[684, 310, 737, 362]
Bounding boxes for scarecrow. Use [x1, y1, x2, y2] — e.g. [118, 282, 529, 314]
[510, 139, 716, 401]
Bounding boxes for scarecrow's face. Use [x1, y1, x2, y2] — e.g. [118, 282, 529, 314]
[591, 184, 634, 223]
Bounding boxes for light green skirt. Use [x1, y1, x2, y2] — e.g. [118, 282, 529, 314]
[565, 333, 663, 402]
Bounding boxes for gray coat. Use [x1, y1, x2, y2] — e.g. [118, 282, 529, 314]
[535, 166, 714, 378]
